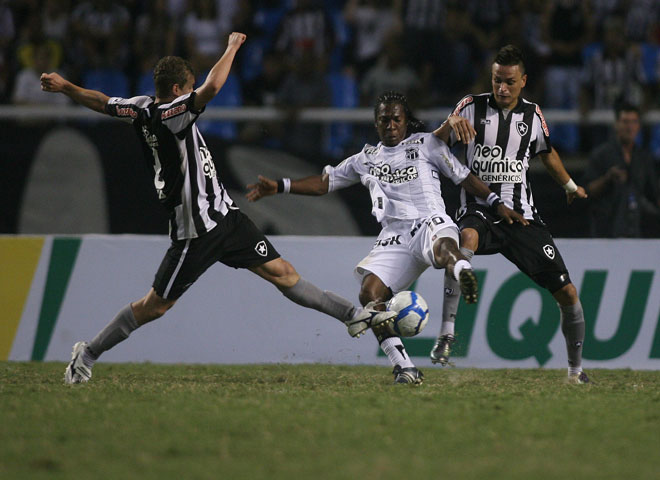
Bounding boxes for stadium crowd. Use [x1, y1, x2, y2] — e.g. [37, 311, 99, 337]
[2, 0, 660, 237]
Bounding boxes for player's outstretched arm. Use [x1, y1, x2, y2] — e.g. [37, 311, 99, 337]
[246, 174, 329, 202]
[460, 173, 529, 225]
[40, 72, 109, 113]
[194, 32, 246, 111]
[433, 115, 476, 144]
[540, 147, 588, 205]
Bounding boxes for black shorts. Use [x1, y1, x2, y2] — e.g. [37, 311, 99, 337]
[458, 204, 571, 292]
[153, 209, 280, 299]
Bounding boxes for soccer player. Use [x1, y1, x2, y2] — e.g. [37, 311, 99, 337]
[431, 45, 591, 384]
[246, 91, 527, 384]
[41, 32, 397, 384]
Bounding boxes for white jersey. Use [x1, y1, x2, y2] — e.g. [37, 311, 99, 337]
[323, 132, 470, 226]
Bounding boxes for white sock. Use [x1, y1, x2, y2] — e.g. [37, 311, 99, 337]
[453, 259, 472, 281]
[568, 367, 583, 376]
[380, 337, 415, 368]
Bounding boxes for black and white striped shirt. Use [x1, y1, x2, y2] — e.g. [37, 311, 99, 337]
[447, 93, 552, 221]
[106, 92, 236, 240]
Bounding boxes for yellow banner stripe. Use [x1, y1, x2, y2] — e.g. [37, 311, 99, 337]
[0, 237, 44, 360]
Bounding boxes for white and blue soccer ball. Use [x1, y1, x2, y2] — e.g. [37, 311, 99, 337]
[386, 290, 429, 337]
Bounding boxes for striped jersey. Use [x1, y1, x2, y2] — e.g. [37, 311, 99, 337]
[447, 93, 552, 221]
[106, 92, 236, 240]
[323, 132, 470, 226]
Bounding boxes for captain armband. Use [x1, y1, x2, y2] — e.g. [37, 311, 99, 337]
[486, 192, 503, 208]
[277, 178, 291, 194]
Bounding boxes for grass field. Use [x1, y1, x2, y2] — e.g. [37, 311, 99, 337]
[1, 363, 659, 480]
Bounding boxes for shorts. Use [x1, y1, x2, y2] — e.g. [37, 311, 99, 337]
[354, 213, 459, 293]
[153, 209, 280, 299]
[458, 204, 570, 292]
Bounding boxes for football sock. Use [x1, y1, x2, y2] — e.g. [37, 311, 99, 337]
[280, 278, 354, 322]
[452, 259, 471, 281]
[85, 304, 139, 365]
[380, 337, 415, 369]
[440, 270, 458, 336]
[559, 301, 585, 373]
[440, 248, 474, 336]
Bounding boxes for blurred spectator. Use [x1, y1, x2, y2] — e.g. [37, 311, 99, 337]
[360, 32, 420, 106]
[70, 0, 131, 71]
[623, 0, 660, 44]
[41, 0, 71, 44]
[541, 0, 592, 152]
[580, 16, 647, 113]
[12, 41, 69, 106]
[342, 0, 401, 78]
[274, 0, 335, 65]
[182, 0, 226, 72]
[0, 0, 15, 101]
[134, 0, 177, 91]
[276, 50, 332, 157]
[582, 101, 660, 237]
[468, 0, 510, 53]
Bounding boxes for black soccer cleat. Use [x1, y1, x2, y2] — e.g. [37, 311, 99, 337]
[459, 269, 478, 304]
[392, 365, 424, 385]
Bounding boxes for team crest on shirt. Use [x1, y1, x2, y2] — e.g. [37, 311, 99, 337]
[255, 241, 268, 256]
[405, 147, 419, 160]
[516, 121, 528, 136]
[543, 244, 555, 259]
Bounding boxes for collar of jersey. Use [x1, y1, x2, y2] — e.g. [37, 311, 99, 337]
[487, 93, 525, 113]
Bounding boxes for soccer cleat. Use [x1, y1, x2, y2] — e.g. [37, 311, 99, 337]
[392, 365, 424, 384]
[346, 302, 396, 338]
[567, 371, 591, 385]
[430, 334, 456, 366]
[459, 268, 478, 304]
[64, 341, 92, 384]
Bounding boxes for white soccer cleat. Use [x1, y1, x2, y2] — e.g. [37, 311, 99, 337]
[64, 341, 92, 384]
[567, 371, 591, 385]
[345, 302, 396, 338]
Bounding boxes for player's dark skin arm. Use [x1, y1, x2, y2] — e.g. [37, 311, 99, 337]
[246, 174, 329, 201]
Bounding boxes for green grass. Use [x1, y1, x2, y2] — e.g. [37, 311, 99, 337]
[1, 363, 659, 480]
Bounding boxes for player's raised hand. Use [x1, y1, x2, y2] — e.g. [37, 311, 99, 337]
[566, 185, 587, 205]
[449, 115, 476, 144]
[227, 32, 247, 50]
[246, 175, 277, 202]
[496, 204, 529, 226]
[40, 72, 68, 93]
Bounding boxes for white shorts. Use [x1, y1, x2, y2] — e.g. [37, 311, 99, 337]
[354, 214, 460, 293]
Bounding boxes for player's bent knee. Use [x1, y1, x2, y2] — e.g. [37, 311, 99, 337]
[359, 274, 390, 306]
[552, 282, 578, 306]
[460, 228, 479, 250]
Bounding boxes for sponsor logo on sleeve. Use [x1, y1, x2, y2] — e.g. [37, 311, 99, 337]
[116, 106, 137, 118]
[535, 105, 550, 137]
[161, 103, 188, 120]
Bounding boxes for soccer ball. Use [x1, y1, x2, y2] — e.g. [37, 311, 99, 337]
[386, 291, 429, 337]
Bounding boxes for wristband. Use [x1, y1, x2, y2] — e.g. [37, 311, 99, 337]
[563, 178, 578, 193]
[277, 178, 291, 194]
[486, 192, 503, 208]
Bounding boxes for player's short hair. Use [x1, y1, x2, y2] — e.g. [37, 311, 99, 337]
[153, 56, 195, 98]
[374, 91, 426, 133]
[614, 98, 641, 120]
[494, 45, 526, 75]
